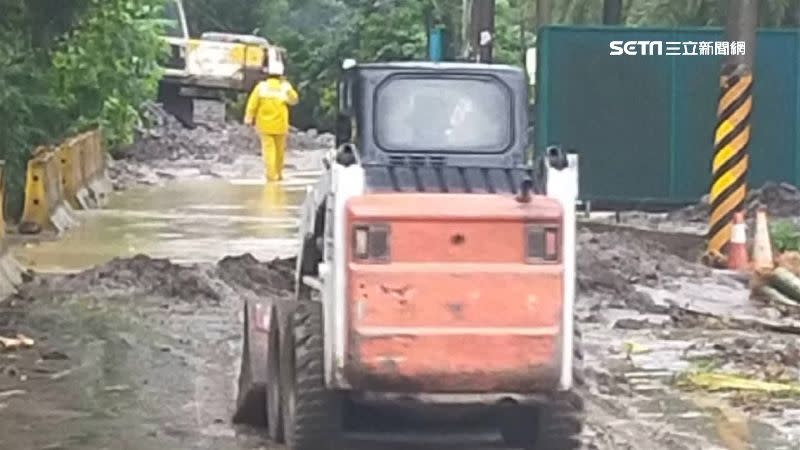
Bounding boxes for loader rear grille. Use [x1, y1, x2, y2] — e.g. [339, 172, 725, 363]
[364, 164, 543, 195]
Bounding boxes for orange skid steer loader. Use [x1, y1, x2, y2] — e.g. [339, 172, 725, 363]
[235, 61, 583, 450]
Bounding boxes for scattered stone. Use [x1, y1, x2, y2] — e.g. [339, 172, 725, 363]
[0, 389, 26, 400]
[40, 350, 69, 361]
[0, 334, 34, 350]
[103, 385, 131, 393]
[3, 365, 19, 378]
[613, 318, 651, 330]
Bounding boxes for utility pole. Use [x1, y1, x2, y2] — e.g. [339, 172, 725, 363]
[705, 0, 758, 267]
[537, 0, 551, 30]
[603, 0, 622, 25]
[470, 0, 495, 63]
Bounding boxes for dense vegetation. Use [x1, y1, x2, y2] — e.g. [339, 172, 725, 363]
[2, 0, 800, 218]
[1, 0, 167, 218]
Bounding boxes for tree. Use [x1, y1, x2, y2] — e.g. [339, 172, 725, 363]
[0, 0, 168, 219]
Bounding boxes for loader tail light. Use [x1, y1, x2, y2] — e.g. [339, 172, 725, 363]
[526, 224, 560, 263]
[353, 223, 390, 262]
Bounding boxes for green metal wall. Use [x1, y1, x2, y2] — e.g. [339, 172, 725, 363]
[535, 26, 800, 205]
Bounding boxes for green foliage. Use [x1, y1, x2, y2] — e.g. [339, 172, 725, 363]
[624, 0, 799, 27]
[770, 220, 800, 252]
[52, 0, 167, 147]
[4, 0, 798, 222]
[210, 0, 800, 129]
[0, 0, 167, 220]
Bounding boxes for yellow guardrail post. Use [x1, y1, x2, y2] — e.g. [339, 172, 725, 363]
[57, 138, 84, 209]
[19, 148, 77, 234]
[19, 147, 51, 233]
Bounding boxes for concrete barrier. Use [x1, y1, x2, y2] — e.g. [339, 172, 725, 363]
[83, 130, 112, 208]
[0, 161, 25, 300]
[18, 147, 78, 234]
[16, 127, 109, 234]
[58, 138, 91, 209]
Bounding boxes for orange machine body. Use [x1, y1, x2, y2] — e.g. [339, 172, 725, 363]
[344, 193, 564, 393]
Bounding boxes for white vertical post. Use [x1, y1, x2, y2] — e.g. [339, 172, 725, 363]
[546, 153, 579, 390]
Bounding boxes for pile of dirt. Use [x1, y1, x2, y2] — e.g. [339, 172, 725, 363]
[288, 127, 335, 150]
[217, 253, 296, 296]
[577, 228, 711, 309]
[115, 103, 335, 165]
[13, 253, 296, 306]
[106, 158, 163, 191]
[116, 104, 260, 164]
[667, 182, 800, 222]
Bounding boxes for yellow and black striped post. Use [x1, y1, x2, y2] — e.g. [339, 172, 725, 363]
[706, 66, 753, 263]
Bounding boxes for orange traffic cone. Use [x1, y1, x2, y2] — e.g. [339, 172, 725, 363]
[752, 206, 774, 271]
[727, 211, 749, 271]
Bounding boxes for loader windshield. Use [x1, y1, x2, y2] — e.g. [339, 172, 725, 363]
[374, 76, 512, 153]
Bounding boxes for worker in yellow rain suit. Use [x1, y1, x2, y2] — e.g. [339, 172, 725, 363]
[244, 59, 299, 182]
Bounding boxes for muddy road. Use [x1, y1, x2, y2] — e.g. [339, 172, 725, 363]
[2, 120, 799, 450]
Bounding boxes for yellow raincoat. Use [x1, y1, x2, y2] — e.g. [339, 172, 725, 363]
[244, 77, 299, 181]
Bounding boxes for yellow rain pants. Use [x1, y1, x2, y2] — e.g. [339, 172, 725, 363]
[260, 134, 287, 182]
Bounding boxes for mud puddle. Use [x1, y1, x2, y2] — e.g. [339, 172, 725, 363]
[14, 176, 317, 272]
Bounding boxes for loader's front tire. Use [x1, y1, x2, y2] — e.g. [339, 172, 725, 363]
[266, 307, 284, 442]
[500, 320, 585, 450]
[233, 305, 267, 426]
[280, 301, 341, 450]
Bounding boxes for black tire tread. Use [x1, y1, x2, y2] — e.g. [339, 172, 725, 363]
[233, 307, 267, 426]
[283, 301, 339, 450]
[531, 318, 586, 450]
[266, 309, 284, 442]
[501, 316, 586, 450]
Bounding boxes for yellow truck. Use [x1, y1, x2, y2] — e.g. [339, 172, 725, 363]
[158, 0, 286, 126]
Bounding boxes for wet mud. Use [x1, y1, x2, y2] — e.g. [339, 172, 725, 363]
[3, 113, 800, 449]
[3, 227, 799, 449]
[108, 103, 333, 192]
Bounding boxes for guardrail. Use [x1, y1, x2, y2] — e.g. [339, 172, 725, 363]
[0, 128, 111, 300]
[17, 128, 111, 234]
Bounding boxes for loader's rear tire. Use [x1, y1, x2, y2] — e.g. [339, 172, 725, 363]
[500, 320, 585, 450]
[233, 306, 267, 426]
[280, 301, 341, 450]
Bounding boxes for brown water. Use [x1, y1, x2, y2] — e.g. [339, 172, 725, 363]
[14, 172, 320, 272]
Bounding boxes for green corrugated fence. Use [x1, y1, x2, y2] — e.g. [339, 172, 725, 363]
[535, 25, 800, 206]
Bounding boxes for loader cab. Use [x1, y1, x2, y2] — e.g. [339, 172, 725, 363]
[334, 62, 533, 193]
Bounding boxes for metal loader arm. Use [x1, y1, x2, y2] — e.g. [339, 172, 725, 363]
[542, 145, 579, 391]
